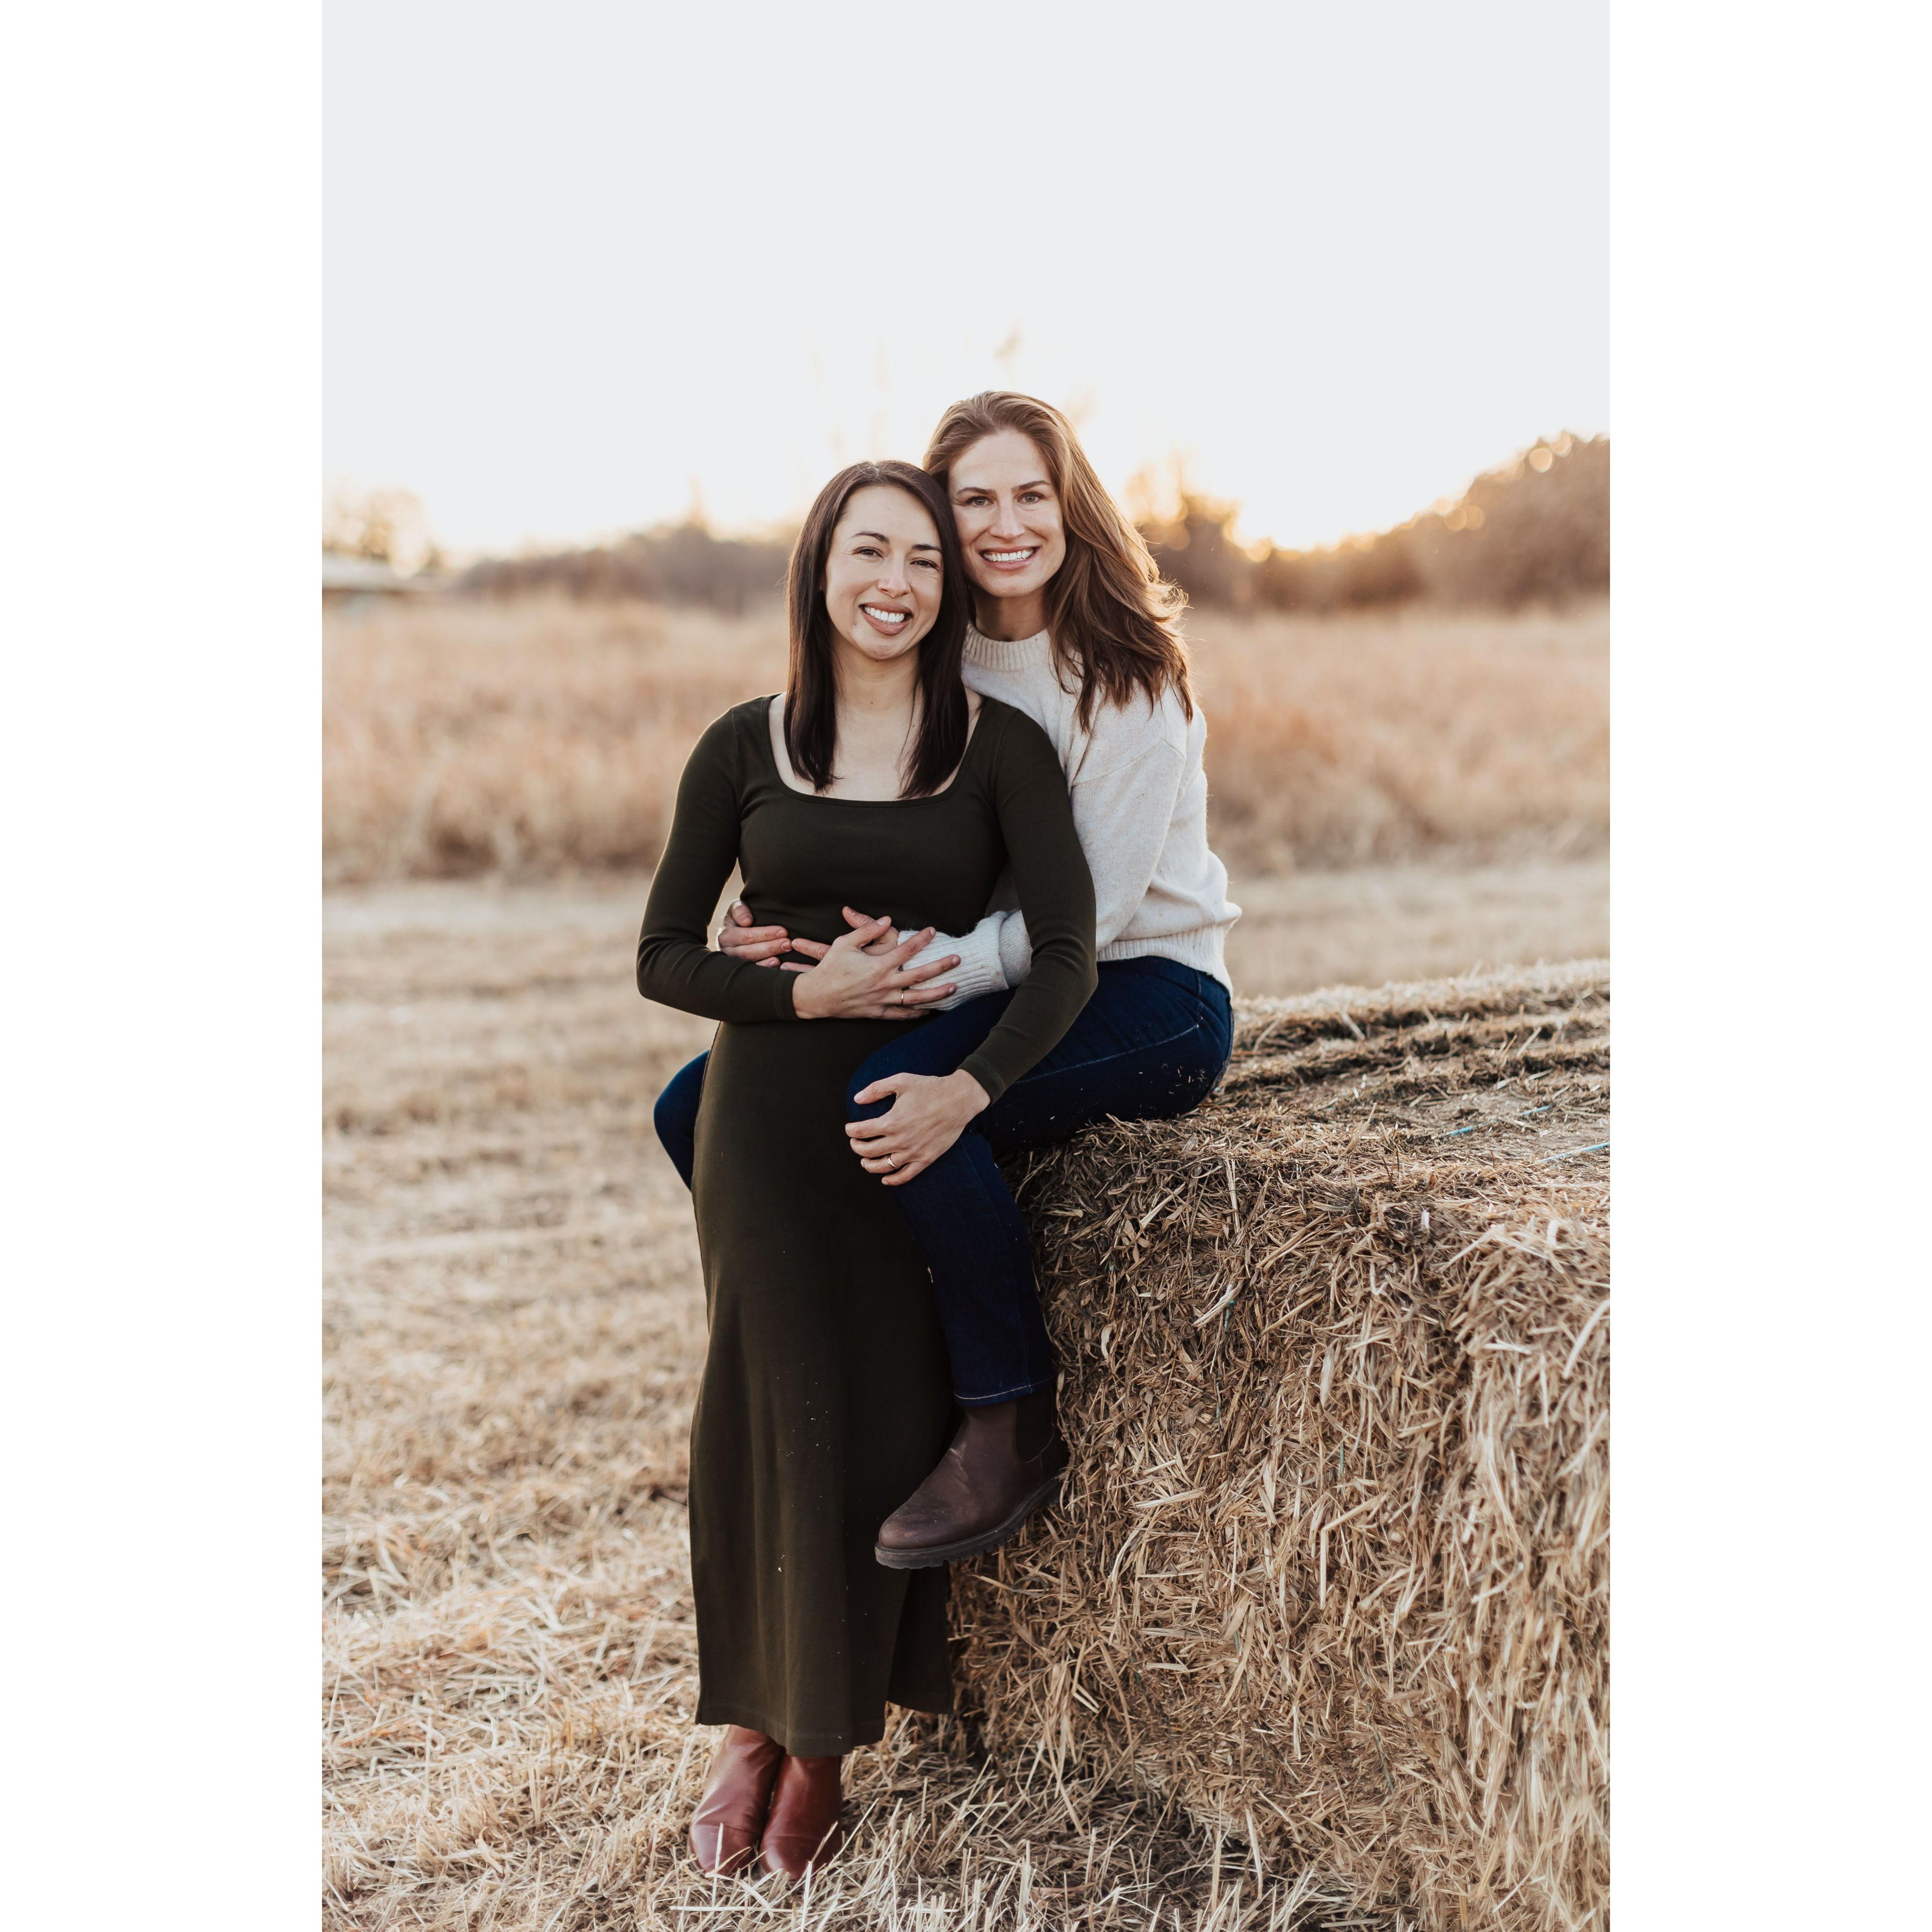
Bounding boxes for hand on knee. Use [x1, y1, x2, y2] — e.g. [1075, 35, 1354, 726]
[843, 1070, 990, 1187]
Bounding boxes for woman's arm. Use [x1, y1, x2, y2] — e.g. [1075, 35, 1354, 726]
[636, 713, 800, 1023]
[637, 711, 965, 1023]
[844, 712, 1096, 1182]
[893, 705, 1187, 1007]
[953, 712, 1099, 1102]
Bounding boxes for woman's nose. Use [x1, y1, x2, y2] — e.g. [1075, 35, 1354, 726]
[876, 559, 911, 594]
[989, 496, 1026, 538]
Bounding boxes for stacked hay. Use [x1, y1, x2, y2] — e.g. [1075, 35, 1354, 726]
[958, 962, 1609, 1932]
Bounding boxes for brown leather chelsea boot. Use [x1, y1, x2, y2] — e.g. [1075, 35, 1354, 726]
[874, 1389, 1069, 1569]
[688, 1725, 784, 1875]
[759, 1752, 844, 1879]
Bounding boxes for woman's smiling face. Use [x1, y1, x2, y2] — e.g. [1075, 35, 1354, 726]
[823, 484, 945, 665]
[948, 429, 1067, 614]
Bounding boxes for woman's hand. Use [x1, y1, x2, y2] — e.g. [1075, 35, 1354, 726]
[716, 899, 794, 966]
[845, 1070, 990, 1184]
[787, 915, 960, 1020]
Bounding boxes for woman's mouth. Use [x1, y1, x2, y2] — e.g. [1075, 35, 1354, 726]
[861, 603, 911, 632]
[978, 547, 1039, 573]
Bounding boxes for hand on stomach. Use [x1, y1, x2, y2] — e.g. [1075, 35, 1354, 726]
[782, 911, 960, 1021]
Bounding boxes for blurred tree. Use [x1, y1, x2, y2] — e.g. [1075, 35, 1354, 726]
[1139, 491, 1259, 611]
[459, 521, 792, 614]
[324, 485, 441, 575]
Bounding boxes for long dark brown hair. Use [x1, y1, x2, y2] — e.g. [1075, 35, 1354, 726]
[924, 391, 1195, 730]
[783, 462, 972, 797]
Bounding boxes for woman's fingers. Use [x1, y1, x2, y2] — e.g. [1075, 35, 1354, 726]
[830, 917, 894, 953]
[722, 933, 795, 961]
[894, 982, 956, 1007]
[787, 936, 831, 960]
[718, 917, 788, 949]
[882, 926, 936, 967]
[897, 953, 960, 984]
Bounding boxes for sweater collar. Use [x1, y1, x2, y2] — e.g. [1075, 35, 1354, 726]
[963, 622, 1052, 673]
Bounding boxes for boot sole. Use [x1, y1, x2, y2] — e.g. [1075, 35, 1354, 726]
[873, 1467, 1065, 1570]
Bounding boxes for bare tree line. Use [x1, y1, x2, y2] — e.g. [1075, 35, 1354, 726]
[330, 435, 1606, 616]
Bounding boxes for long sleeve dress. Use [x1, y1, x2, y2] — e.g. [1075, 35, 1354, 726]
[635, 694, 1096, 1754]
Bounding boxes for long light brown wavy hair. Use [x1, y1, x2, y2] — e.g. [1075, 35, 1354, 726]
[923, 391, 1194, 730]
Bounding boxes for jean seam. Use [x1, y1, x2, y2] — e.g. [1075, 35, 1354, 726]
[1006, 1014, 1211, 1093]
[960, 1377, 1055, 1403]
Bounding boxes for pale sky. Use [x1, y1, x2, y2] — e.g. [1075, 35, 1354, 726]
[325, 1, 1606, 559]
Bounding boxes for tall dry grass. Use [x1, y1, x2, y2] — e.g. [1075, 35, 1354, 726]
[323, 599, 1606, 883]
[1187, 605, 1607, 872]
[325, 602, 786, 880]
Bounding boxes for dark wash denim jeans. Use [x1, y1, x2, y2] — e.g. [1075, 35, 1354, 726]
[653, 956, 1234, 1407]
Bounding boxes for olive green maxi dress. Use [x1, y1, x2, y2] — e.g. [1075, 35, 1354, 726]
[635, 695, 1096, 1755]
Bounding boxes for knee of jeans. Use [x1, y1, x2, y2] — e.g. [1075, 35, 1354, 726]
[653, 1076, 698, 1154]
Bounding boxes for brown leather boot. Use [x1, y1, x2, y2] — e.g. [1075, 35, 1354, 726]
[687, 1725, 784, 1875]
[874, 1391, 1069, 1569]
[759, 1752, 844, 1879]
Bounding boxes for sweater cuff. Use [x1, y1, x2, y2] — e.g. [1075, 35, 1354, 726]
[994, 916, 1033, 986]
[903, 920, 1010, 1011]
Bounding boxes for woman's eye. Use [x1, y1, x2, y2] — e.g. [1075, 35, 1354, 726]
[914, 558, 939, 571]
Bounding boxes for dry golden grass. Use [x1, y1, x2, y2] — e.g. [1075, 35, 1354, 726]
[964, 967, 1609, 1932]
[323, 602, 785, 880]
[323, 599, 1607, 882]
[324, 883, 1607, 1930]
[1185, 606, 1606, 873]
[323, 886, 1374, 1929]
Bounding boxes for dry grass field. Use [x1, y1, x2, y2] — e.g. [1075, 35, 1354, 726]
[324, 885, 1607, 1929]
[324, 594, 1608, 1927]
[323, 599, 1606, 883]
[323, 887, 1359, 1930]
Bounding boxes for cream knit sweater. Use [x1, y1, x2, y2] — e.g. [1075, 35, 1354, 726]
[910, 624, 1240, 1006]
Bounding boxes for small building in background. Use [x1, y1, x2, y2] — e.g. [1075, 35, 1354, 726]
[323, 551, 443, 609]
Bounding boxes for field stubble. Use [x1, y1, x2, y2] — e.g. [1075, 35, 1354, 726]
[324, 596, 1608, 1927]
[324, 887, 1366, 1929]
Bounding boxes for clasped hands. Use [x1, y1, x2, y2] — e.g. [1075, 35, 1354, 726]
[716, 899, 989, 1185]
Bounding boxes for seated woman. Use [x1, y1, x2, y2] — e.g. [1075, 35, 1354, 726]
[655, 392, 1239, 1567]
[634, 458, 1095, 1879]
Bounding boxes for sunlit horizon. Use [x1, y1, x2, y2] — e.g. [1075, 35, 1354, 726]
[326, 1, 1606, 561]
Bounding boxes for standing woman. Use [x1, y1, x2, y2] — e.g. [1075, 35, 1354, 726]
[656, 393, 1240, 1563]
[635, 459, 1095, 1878]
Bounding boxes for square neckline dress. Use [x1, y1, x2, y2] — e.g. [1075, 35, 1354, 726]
[635, 694, 1096, 1753]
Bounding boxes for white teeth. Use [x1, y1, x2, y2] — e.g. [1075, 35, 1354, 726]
[862, 605, 908, 623]
[983, 550, 1035, 563]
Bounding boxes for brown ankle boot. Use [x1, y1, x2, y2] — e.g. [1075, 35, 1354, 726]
[874, 1390, 1069, 1569]
[688, 1725, 784, 1875]
[759, 1752, 844, 1879]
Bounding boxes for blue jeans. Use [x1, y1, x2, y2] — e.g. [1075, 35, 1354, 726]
[653, 956, 1233, 1406]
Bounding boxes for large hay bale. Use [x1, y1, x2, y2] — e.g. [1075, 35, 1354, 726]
[957, 962, 1609, 1932]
